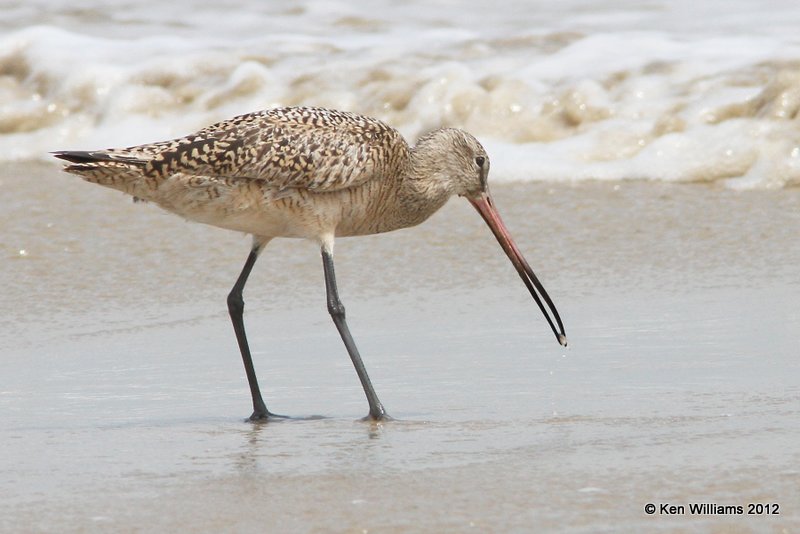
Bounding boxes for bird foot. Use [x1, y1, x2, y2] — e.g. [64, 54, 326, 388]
[247, 410, 290, 423]
[361, 411, 393, 423]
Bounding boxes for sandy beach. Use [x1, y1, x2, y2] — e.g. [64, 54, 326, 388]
[4, 0, 800, 531]
[2, 162, 798, 532]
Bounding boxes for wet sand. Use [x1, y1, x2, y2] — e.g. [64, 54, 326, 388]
[2, 163, 799, 532]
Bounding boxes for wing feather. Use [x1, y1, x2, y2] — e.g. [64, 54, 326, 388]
[108, 107, 408, 194]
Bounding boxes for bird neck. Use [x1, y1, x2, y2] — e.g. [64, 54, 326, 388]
[405, 135, 457, 197]
[390, 142, 456, 226]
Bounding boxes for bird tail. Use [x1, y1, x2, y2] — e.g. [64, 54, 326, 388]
[52, 150, 154, 201]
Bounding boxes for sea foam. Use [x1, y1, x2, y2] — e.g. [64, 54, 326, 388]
[2, 0, 799, 188]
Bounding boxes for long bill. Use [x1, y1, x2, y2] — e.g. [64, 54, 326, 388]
[469, 191, 568, 347]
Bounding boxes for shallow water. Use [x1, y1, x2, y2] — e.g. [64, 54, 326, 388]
[2, 164, 799, 532]
[4, 2, 800, 531]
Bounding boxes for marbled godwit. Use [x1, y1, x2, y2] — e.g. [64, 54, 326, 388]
[53, 106, 567, 421]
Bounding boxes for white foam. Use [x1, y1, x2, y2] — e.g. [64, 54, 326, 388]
[3, 0, 800, 188]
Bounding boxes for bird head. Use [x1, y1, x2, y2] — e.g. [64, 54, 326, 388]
[413, 128, 490, 198]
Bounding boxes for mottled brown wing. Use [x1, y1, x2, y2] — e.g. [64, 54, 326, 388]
[124, 107, 406, 194]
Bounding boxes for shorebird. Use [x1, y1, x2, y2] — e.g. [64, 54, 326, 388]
[53, 106, 567, 421]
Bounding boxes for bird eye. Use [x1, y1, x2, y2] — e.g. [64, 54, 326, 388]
[475, 156, 485, 168]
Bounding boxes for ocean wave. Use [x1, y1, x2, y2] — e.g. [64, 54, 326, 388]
[2, 1, 800, 188]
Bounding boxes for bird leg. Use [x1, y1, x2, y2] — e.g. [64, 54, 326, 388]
[321, 248, 387, 420]
[228, 242, 277, 421]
